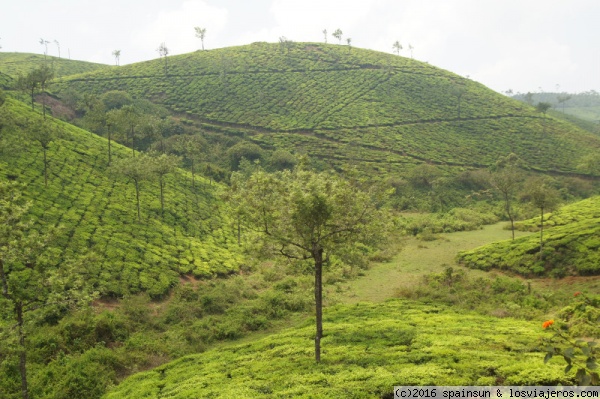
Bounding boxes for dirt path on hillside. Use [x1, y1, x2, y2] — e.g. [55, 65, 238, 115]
[336, 222, 531, 304]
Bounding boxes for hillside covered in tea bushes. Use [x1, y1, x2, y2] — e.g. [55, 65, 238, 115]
[457, 196, 600, 277]
[52, 42, 600, 178]
[0, 98, 243, 297]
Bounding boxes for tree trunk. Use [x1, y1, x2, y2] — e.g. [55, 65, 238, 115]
[505, 194, 515, 240]
[237, 215, 241, 245]
[539, 206, 544, 257]
[107, 126, 112, 165]
[191, 159, 195, 189]
[43, 148, 48, 187]
[131, 127, 135, 158]
[160, 179, 165, 217]
[135, 179, 141, 222]
[16, 302, 30, 399]
[313, 246, 324, 363]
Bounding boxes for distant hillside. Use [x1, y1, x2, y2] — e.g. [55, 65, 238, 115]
[0, 52, 109, 79]
[513, 91, 600, 123]
[0, 99, 243, 297]
[54, 42, 600, 177]
[104, 300, 572, 398]
[457, 196, 600, 277]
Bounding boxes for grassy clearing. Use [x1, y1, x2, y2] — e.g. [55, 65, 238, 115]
[338, 222, 531, 304]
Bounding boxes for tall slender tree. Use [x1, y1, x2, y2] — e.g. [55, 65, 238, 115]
[194, 27, 207, 50]
[112, 50, 121, 66]
[28, 119, 58, 187]
[322, 29, 327, 43]
[54, 39, 60, 58]
[149, 152, 181, 216]
[112, 154, 153, 222]
[393, 40, 402, 55]
[39, 38, 50, 58]
[118, 105, 140, 157]
[523, 177, 560, 257]
[157, 42, 169, 76]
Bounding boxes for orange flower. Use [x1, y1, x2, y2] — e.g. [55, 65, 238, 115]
[542, 320, 554, 329]
[574, 292, 582, 297]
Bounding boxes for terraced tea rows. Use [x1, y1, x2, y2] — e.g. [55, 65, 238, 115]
[1, 99, 243, 297]
[53, 42, 600, 177]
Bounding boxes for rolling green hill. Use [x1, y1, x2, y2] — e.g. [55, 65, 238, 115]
[457, 196, 600, 277]
[103, 300, 572, 398]
[0, 98, 243, 297]
[0, 52, 109, 79]
[53, 42, 600, 177]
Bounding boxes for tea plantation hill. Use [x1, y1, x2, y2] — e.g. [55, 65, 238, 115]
[0, 52, 109, 79]
[54, 42, 600, 178]
[0, 98, 243, 298]
[458, 195, 600, 277]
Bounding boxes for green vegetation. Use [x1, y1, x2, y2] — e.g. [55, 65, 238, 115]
[457, 196, 600, 277]
[104, 300, 574, 398]
[230, 167, 390, 362]
[52, 43, 600, 178]
[2, 41, 600, 398]
[0, 99, 243, 297]
[0, 52, 108, 79]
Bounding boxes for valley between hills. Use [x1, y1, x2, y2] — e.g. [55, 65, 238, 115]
[0, 42, 599, 398]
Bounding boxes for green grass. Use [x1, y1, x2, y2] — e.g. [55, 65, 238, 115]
[0, 98, 243, 297]
[337, 222, 532, 304]
[103, 299, 574, 399]
[51, 42, 600, 178]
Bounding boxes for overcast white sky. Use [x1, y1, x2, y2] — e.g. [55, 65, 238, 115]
[1, 0, 599, 94]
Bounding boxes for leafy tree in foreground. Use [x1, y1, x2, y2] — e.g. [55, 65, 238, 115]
[229, 168, 389, 362]
[0, 181, 92, 399]
[194, 27, 207, 51]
